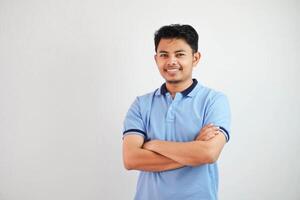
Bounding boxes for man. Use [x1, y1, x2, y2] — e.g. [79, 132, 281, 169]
[122, 24, 231, 200]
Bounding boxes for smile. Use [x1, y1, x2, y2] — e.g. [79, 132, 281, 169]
[166, 68, 180, 72]
[164, 68, 182, 76]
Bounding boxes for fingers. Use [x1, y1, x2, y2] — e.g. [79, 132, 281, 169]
[203, 130, 220, 140]
[200, 124, 219, 136]
[196, 123, 221, 141]
[203, 124, 219, 134]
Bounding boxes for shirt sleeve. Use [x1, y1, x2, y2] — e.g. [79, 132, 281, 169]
[203, 93, 231, 142]
[122, 97, 147, 140]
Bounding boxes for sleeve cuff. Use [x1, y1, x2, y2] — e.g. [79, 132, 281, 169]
[122, 129, 147, 140]
[218, 126, 230, 142]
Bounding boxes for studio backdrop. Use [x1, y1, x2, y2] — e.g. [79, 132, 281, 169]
[0, 0, 299, 199]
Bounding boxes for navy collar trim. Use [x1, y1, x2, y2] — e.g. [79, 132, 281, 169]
[160, 79, 198, 97]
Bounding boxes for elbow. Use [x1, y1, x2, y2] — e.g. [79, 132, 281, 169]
[189, 149, 220, 167]
[123, 161, 135, 171]
[205, 155, 218, 164]
[124, 162, 133, 170]
[205, 149, 220, 164]
[123, 158, 131, 170]
[123, 153, 135, 170]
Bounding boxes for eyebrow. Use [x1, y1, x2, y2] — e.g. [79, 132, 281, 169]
[158, 49, 187, 53]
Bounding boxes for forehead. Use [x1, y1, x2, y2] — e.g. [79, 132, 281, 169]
[157, 38, 192, 53]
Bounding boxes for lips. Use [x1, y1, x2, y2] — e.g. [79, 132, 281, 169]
[165, 68, 181, 75]
[167, 68, 179, 72]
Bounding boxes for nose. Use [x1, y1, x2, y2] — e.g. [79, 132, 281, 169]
[166, 55, 177, 66]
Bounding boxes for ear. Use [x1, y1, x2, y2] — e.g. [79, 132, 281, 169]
[192, 52, 201, 67]
[154, 54, 158, 65]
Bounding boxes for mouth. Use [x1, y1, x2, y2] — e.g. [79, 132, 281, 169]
[164, 68, 182, 76]
[166, 68, 179, 72]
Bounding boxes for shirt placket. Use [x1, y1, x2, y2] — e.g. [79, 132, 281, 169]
[165, 93, 182, 140]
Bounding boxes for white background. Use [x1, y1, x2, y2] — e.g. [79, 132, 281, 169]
[0, 0, 299, 199]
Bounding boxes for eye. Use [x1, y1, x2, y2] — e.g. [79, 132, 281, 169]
[159, 54, 168, 58]
[176, 53, 185, 57]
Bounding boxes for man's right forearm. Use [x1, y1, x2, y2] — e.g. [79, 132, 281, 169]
[124, 147, 185, 172]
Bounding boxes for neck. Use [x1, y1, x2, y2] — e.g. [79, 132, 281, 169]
[166, 78, 193, 98]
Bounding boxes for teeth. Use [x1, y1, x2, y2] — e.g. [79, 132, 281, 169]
[167, 69, 179, 72]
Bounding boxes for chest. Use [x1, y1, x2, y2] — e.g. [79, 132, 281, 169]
[144, 95, 205, 142]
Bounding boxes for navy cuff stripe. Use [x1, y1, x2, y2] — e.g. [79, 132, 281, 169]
[123, 129, 147, 138]
[219, 126, 230, 142]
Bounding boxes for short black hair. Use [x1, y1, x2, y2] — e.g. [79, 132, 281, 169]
[154, 24, 198, 53]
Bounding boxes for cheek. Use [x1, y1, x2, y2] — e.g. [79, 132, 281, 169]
[156, 60, 165, 69]
[180, 60, 192, 68]
[181, 62, 194, 73]
[157, 64, 164, 73]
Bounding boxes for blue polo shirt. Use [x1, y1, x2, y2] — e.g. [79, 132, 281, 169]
[123, 79, 230, 200]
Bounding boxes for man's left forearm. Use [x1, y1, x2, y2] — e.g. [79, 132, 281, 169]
[143, 134, 226, 167]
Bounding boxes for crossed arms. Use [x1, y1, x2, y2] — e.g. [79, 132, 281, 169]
[122, 124, 227, 172]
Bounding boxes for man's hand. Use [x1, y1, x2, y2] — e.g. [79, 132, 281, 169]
[144, 123, 221, 151]
[195, 124, 221, 141]
[143, 140, 157, 152]
[142, 123, 226, 166]
[144, 124, 221, 151]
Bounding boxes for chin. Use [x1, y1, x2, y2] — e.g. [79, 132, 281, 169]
[163, 75, 181, 83]
[165, 78, 182, 84]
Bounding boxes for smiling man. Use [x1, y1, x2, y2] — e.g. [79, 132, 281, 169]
[122, 24, 231, 200]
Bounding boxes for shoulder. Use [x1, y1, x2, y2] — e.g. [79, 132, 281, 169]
[196, 84, 229, 103]
[136, 88, 159, 102]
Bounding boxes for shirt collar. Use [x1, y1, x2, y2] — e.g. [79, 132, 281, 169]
[157, 79, 198, 97]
